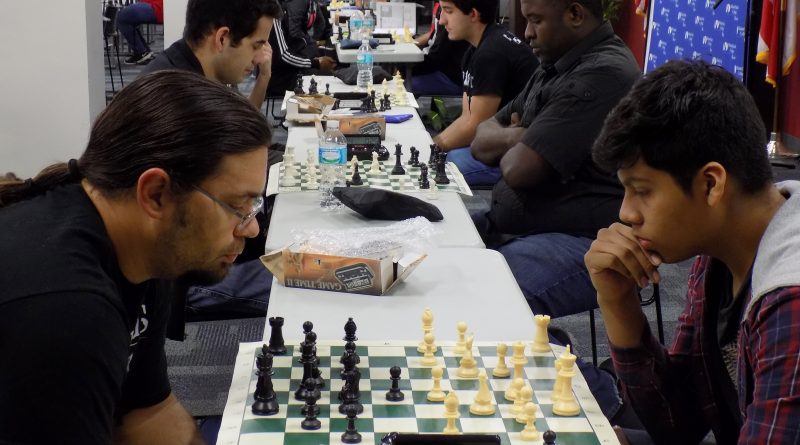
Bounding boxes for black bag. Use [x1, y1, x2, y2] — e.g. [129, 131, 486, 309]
[333, 65, 392, 85]
[333, 187, 443, 221]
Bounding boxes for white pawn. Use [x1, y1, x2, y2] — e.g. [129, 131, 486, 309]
[442, 391, 461, 434]
[305, 164, 319, 190]
[511, 341, 528, 381]
[382, 78, 389, 96]
[509, 378, 526, 415]
[418, 308, 436, 353]
[493, 343, 511, 378]
[515, 385, 533, 423]
[306, 149, 316, 165]
[531, 314, 551, 353]
[520, 402, 540, 441]
[427, 366, 446, 402]
[456, 334, 478, 378]
[453, 321, 467, 356]
[421, 332, 437, 367]
[469, 370, 496, 416]
[370, 151, 381, 173]
[427, 181, 438, 200]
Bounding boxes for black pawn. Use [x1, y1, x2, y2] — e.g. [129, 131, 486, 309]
[543, 430, 557, 444]
[410, 147, 420, 167]
[379, 98, 386, 112]
[300, 378, 322, 430]
[391, 144, 405, 175]
[337, 26, 343, 41]
[419, 164, 430, 189]
[428, 144, 439, 169]
[252, 353, 279, 415]
[325, 83, 331, 95]
[341, 404, 362, 444]
[385, 366, 405, 401]
[407, 147, 415, 165]
[383, 93, 391, 110]
[434, 151, 450, 185]
[309, 78, 318, 94]
[370, 90, 377, 112]
[298, 321, 315, 364]
[344, 317, 358, 342]
[267, 317, 287, 355]
[294, 74, 305, 95]
[351, 162, 363, 185]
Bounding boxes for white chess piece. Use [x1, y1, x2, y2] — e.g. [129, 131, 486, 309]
[418, 308, 436, 353]
[531, 314, 551, 352]
[427, 366, 446, 402]
[442, 392, 461, 434]
[509, 378, 526, 415]
[520, 402, 541, 441]
[453, 321, 467, 356]
[305, 164, 319, 190]
[505, 343, 528, 401]
[382, 78, 389, 97]
[469, 370, 496, 415]
[457, 334, 479, 378]
[427, 181, 438, 200]
[421, 333, 437, 367]
[552, 345, 580, 416]
[370, 151, 381, 174]
[515, 385, 533, 423]
[493, 343, 511, 378]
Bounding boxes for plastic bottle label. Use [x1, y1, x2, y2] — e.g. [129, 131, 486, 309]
[319, 146, 348, 165]
[357, 53, 373, 64]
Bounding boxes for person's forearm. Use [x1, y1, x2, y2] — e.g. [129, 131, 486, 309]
[114, 393, 206, 445]
[249, 73, 270, 109]
[434, 116, 476, 151]
[472, 123, 519, 167]
[597, 286, 648, 349]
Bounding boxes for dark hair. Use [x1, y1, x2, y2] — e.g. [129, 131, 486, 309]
[184, 0, 282, 47]
[592, 60, 772, 194]
[552, 0, 603, 22]
[0, 70, 271, 208]
[445, 0, 498, 24]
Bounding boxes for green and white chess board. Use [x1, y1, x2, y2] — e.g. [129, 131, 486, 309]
[276, 160, 472, 196]
[217, 341, 620, 445]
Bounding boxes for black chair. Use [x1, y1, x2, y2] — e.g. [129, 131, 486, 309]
[265, 96, 288, 129]
[103, 3, 125, 96]
[587, 284, 664, 366]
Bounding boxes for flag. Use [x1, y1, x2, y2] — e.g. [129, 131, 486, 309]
[756, 0, 799, 86]
[635, 0, 649, 34]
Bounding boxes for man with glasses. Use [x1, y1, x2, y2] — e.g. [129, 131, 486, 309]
[0, 71, 271, 444]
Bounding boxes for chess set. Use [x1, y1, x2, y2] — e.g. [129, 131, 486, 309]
[275, 145, 472, 195]
[217, 314, 620, 445]
[292, 74, 417, 111]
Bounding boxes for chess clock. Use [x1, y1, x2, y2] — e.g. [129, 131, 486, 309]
[343, 134, 389, 161]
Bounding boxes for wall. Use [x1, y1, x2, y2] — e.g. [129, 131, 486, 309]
[0, 1, 105, 178]
[164, 0, 188, 47]
[614, 0, 647, 69]
[779, 49, 800, 151]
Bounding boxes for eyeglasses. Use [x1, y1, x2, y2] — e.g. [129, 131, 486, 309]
[192, 185, 264, 230]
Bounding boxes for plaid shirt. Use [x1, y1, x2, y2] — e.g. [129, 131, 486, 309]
[611, 255, 800, 444]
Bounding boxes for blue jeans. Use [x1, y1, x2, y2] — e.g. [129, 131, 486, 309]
[411, 71, 462, 96]
[447, 147, 502, 187]
[117, 2, 157, 55]
[472, 211, 598, 318]
[186, 259, 273, 320]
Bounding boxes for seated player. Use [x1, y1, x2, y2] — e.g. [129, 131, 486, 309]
[411, 0, 470, 96]
[432, 0, 539, 183]
[266, 0, 337, 96]
[141, 0, 281, 109]
[585, 60, 800, 444]
[0, 71, 271, 444]
[469, 0, 640, 317]
[117, 0, 163, 64]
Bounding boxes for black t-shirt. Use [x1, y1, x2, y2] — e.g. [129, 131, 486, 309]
[413, 2, 471, 85]
[461, 24, 539, 109]
[141, 39, 205, 77]
[489, 22, 641, 237]
[0, 184, 172, 444]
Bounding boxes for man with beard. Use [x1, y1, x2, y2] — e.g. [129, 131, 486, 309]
[0, 71, 271, 445]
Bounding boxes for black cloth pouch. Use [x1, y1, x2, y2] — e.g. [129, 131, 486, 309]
[333, 187, 444, 222]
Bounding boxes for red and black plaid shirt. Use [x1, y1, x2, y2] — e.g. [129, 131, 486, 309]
[611, 255, 800, 444]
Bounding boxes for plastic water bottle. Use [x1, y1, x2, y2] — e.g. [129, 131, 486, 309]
[356, 39, 373, 91]
[362, 9, 375, 38]
[318, 120, 348, 210]
[349, 10, 364, 41]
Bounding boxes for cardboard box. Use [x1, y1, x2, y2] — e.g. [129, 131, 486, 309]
[317, 116, 386, 139]
[286, 94, 337, 123]
[261, 247, 426, 296]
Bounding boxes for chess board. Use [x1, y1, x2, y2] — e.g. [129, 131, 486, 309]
[218, 341, 620, 445]
[275, 160, 472, 195]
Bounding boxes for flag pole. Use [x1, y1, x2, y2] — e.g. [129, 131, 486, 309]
[771, 0, 788, 154]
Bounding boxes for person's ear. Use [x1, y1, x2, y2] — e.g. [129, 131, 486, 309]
[213, 27, 231, 51]
[136, 168, 174, 220]
[566, 2, 585, 27]
[698, 162, 727, 207]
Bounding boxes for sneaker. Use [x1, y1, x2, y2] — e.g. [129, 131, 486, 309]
[124, 51, 154, 65]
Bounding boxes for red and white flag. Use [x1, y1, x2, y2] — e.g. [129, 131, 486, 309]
[756, 0, 799, 85]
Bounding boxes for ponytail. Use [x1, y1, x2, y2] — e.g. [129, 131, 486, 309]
[0, 159, 82, 208]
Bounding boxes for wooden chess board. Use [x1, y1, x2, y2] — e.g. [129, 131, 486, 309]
[218, 341, 621, 445]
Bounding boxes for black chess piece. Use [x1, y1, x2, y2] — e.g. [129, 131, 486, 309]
[385, 365, 405, 401]
[298, 321, 315, 364]
[383, 93, 391, 110]
[267, 317, 287, 355]
[300, 378, 322, 430]
[411, 147, 421, 167]
[351, 162, 363, 185]
[434, 151, 450, 185]
[419, 164, 430, 189]
[325, 83, 331, 95]
[295, 359, 314, 401]
[256, 343, 269, 370]
[308, 77, 318, 94]
[370, 90, 377, 112]
[340, 340, 359, 379]
[252, 352, 279, 415]
[391, 144, 405, 175]
[341, 404, 362, 444]
[339, 357, 363, 414]
[428, 144, 439, 169]
[543, 430, 557, 444]
[337, 26, 343, 41]
[360, 96, 372, 113]
[344, 317, 358, 342]
[294, 74, 305, 95]
[379, 98, 386, 112]
[407, 147, 415, 165]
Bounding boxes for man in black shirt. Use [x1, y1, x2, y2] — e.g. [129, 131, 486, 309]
[0, 71, 271, 444]
[411, 0, 470, 96]
[142, 0, 282, 109]
[469, 0, 640, 317]
[432, 0, 539, 176]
